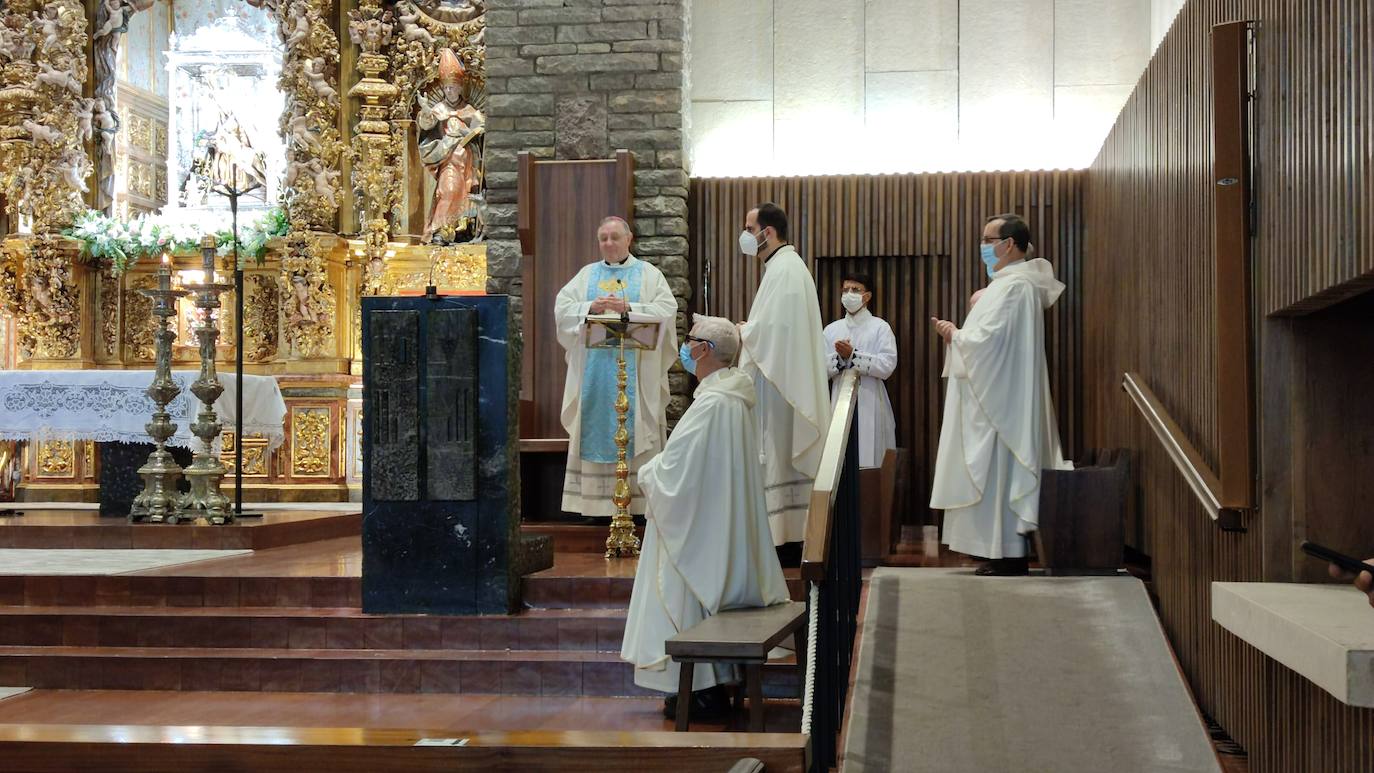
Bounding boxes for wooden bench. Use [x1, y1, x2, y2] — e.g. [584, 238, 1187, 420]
[664, 600, 808, 732]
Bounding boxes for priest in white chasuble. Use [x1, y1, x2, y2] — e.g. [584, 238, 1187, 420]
[555, 216, 678, 518]
[621, 315, 790, 718]
[737, 203, 832, 548]
[930, 213, 1073, 576]
[823, 272, 898, 469]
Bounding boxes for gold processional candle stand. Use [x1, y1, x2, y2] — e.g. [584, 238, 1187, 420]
[584, 313, 661, 559]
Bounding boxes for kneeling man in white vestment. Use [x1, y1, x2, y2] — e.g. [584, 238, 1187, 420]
[929, 213, 1072, 576]
[621, 315, 791, 719]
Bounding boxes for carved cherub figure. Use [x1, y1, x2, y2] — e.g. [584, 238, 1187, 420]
[36, 62, 84, 96]
[284, 10, 310, 48]
[396, 3, 436, 46]
[92, 97, 119, 134]
[309, 161, 341, 206]
[285, 110, 320, 153]
[287, 274, 319, 325]
[0, 17, 36, 61]
[22, 119, 61, 144]
[75, 97, 96, 141]
[58, 155, 89, 193]
[93, 0, 128, 40]
[347, 10, 393, 53]
[34, 7, 61, 51]
[303, 57, 337, 101]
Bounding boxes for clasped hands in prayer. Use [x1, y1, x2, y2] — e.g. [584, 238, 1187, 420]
[833, 339, 853, 360]
[589, 295, 630, 315]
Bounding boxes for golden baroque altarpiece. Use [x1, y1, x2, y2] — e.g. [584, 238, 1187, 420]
[0, 0, 488, 502]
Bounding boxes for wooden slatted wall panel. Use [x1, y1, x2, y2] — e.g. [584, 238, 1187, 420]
[689, 172, 1083, 527]
[1083, 1, 1374, 771]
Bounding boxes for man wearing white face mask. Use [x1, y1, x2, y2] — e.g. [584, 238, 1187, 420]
[621, 315, 790, 720]
[736, 203, 831, 551]
[823, 273, 898, 469]
[929, 213, 1072, 575]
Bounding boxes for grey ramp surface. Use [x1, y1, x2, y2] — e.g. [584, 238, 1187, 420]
[843, 568, 1221, 773]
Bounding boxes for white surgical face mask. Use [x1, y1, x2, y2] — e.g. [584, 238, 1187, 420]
[841, 292, 864, 313]
[738, 229, 759, 256]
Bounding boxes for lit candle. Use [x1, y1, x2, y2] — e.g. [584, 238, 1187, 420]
[158, 253, 170, 292]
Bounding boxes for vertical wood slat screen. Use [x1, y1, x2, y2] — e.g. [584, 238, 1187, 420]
[1083, 1, 1374, 771]
[689, 172, 1083, 527]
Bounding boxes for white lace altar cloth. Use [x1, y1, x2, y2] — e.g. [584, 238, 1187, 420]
[0, 370, 286, 451]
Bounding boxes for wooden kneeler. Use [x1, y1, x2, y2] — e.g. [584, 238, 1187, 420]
[664, 601, 807, 732]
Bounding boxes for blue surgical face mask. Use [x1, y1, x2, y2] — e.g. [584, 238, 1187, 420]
[980, 241, 1001, 278]
[679, 342, 697, 375]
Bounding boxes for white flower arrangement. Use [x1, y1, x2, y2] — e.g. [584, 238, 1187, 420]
[65, 207, 290, 275]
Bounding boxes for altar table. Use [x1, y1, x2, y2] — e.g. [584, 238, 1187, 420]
[0, 370, 287, 450]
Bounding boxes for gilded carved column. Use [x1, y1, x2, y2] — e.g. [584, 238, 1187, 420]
[348, 0, 400, 269]
[0, 1, 97, 368]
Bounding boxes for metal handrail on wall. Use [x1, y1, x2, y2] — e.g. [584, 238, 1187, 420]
[1122, 372, 1244, 529]
[799, 369, 862, 772]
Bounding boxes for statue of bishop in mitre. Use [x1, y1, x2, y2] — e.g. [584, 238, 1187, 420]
[417, 48, 485, 243]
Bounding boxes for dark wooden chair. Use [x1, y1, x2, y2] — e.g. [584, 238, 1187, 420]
[664, 601, 808, 732]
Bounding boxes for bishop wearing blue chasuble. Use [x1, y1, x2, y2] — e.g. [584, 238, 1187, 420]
[554, 217, 678, 517]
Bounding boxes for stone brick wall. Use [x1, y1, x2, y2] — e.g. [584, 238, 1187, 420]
[484, 0, 693, 420]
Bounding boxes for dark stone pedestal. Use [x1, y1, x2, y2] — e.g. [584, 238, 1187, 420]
[97, 442, 193, 517]
[361, 294, 552, 615]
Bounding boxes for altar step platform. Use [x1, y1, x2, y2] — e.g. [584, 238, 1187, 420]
[0, 524, 810, 771]
[0, 534, 803, 699]
[0, 507, 361, 550]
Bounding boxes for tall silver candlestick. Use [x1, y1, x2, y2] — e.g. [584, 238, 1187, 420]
[174, 235, 234, 525]
[130, 255, 188, 523]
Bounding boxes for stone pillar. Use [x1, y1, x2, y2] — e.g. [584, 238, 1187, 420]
[484, 0, 693, 420]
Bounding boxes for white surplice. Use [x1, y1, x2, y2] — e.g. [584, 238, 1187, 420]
[554, 255, 677, 516]
[930, 258, 1073, 559]
[738, 245, 832, 545]
[620, 367, 792, 693]
[823, 307, 898, 469]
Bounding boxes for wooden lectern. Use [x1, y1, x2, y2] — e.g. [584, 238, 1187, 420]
[515, 150, 635, 517]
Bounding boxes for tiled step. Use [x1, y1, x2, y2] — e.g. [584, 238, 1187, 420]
[0, 606, 626, 652]
[0, 646, 801, 697]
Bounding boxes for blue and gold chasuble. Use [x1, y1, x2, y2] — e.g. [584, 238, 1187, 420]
[579, 259, 645, 463]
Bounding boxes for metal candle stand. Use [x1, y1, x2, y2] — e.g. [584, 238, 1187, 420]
[173, 235, 234, 525]
[130, 258, 189, 523]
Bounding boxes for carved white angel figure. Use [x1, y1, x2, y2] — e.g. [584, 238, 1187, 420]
[396, 3, 436, 46]
[303, 57, 337, 101]
[347, 9, 392, 53]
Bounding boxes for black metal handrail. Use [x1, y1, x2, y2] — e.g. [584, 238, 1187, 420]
[800, 369, 862, 772]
